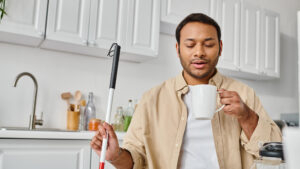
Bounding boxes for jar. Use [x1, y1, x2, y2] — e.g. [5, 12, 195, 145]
[88, 118, 101, 131]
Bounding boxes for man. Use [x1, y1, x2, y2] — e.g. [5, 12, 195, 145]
[91, 13, 282, 169]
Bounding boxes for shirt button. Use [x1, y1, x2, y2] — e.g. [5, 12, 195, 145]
[181, 117, 184, 121]
[175, 143, 179, 147]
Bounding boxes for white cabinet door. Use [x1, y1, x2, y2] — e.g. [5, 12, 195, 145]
[0, 139, 91, 169]
[161, 0, 211, 24]
[88, 0, 127, 50]
[261, 10, 280, 78]
[0, 0, 48, 46]
[125, 0, 160, 58]
[160, 0, 211, 34]
[214, 0, 241, 71]
[86, 0, 127, 58]
[239, 1, 261, 74]
[45, 0, 91, 45]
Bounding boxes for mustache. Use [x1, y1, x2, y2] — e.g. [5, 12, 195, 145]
[190, 58, 209, 64]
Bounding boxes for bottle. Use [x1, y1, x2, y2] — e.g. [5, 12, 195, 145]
[84, 92, 96, 130]
[112, 106, 124, 131]
[124, 99, 134, 132]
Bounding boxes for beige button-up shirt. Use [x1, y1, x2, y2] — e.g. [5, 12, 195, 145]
[122, 71, 282, 169]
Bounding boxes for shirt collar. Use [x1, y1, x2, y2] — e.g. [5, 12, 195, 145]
[175, 69, 224, 94]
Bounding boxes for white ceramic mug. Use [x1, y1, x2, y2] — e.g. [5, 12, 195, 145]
[189, 84, 225, 120]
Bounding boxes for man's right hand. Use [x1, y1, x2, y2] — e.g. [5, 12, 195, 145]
[90, 122, 120, 161]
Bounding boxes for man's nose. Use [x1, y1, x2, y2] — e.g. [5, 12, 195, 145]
[194, 45, 205, 58]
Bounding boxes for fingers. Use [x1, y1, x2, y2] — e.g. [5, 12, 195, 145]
[219, 91, 236, 99]
[98, 122, 107, 138]
[90, 131, 103, 151]
[103, 122, 118, 140]
[220, 97, 234, 105]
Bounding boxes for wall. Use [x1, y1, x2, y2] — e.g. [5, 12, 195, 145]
[0, 0, 299, 129]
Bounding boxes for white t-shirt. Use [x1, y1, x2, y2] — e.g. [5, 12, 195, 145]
[178, 86, 220, 169]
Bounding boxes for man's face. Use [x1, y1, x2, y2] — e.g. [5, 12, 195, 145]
[176, 22, 222, 83]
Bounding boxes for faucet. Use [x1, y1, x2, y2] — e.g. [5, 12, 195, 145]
[13, 72, 43, 130]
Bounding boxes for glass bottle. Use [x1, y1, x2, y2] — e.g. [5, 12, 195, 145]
[124, 99, 134, 132]
[84, 92, 96, 130]
[112, 106, 124, 131]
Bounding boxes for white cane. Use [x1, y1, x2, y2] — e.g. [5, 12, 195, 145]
[99, 43, 121, 169]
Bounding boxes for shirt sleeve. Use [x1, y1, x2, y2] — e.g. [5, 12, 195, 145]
[240, 89, 282, 158]
[121, 96, 147, 169]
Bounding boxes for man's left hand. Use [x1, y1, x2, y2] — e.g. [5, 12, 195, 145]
[218, 88, 258, 139]
[218, 88, 251, 122]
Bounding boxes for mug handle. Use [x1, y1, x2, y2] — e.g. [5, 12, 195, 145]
[215, 105, 225, 113]
[216, 90, 225, 112]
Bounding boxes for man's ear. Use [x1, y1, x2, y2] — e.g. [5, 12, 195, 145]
[176, 43, 180, 56]
[218, 40, 223, 57]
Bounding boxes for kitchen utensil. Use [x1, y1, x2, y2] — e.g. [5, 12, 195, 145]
[80, 99, 86, 106]
[61, 92, 72, 110]
[74, 90, 82, 111]
[99, 43, 121, 169]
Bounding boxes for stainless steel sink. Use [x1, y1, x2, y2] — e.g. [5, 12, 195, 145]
[0, 126, 75, 132]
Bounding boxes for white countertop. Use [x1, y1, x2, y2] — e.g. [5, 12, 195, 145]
[0, 128, 126, 140]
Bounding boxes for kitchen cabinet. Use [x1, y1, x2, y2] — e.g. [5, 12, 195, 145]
[87, 0, 127, 54]
[0, 0, 48, 46]
[160, 0, 212, 34]
[41, 0, 160, 62]
[44, 0, 91, 46]
[216, 0, 280, 80]
[260, 9, 280, 78]
[239, 1, 261, 75]
[213, 0, 241, 71]
[0, 139, 91, 169]
[125, 0, 160, 58]
[0, 130, 126, 169]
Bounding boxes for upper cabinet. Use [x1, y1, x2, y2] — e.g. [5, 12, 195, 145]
[261, 9, 280, 78]
[213, 0, 241, 72]
[215, 0, 280, 80]
[45, 0, 91, 46]
[239, 1, 261, 75]
[41, 0, 160, 62]
[125, 0, 160, 57]
[88, 0, 126, 51]
[0, 0, 48, 46]
[160, 0, 211, 34]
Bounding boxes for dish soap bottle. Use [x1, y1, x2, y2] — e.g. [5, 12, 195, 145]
[124, 99, 134, 132]
[84, 92, 96, 130]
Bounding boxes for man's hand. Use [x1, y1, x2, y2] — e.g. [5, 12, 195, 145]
[90, 122, 134, 169]
[90, 122, 120, 161]
[218, 89, 258, 139]
[218, 89, 251, 121]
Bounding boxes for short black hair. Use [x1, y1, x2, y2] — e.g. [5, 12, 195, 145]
[175, 13, 221, 44]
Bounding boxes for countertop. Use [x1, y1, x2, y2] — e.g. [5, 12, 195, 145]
[0, 128, 126, 140]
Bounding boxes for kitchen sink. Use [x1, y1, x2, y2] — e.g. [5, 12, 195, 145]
[0, 126, 74, 132]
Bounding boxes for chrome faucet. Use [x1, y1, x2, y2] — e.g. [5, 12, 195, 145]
[13, 72, 43, 130]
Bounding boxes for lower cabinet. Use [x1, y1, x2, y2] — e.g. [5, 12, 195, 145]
[0, 139, 91, 169]
[0, 139, 123, 169]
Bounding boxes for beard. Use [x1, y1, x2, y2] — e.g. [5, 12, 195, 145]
[178, 54, 218, 80]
